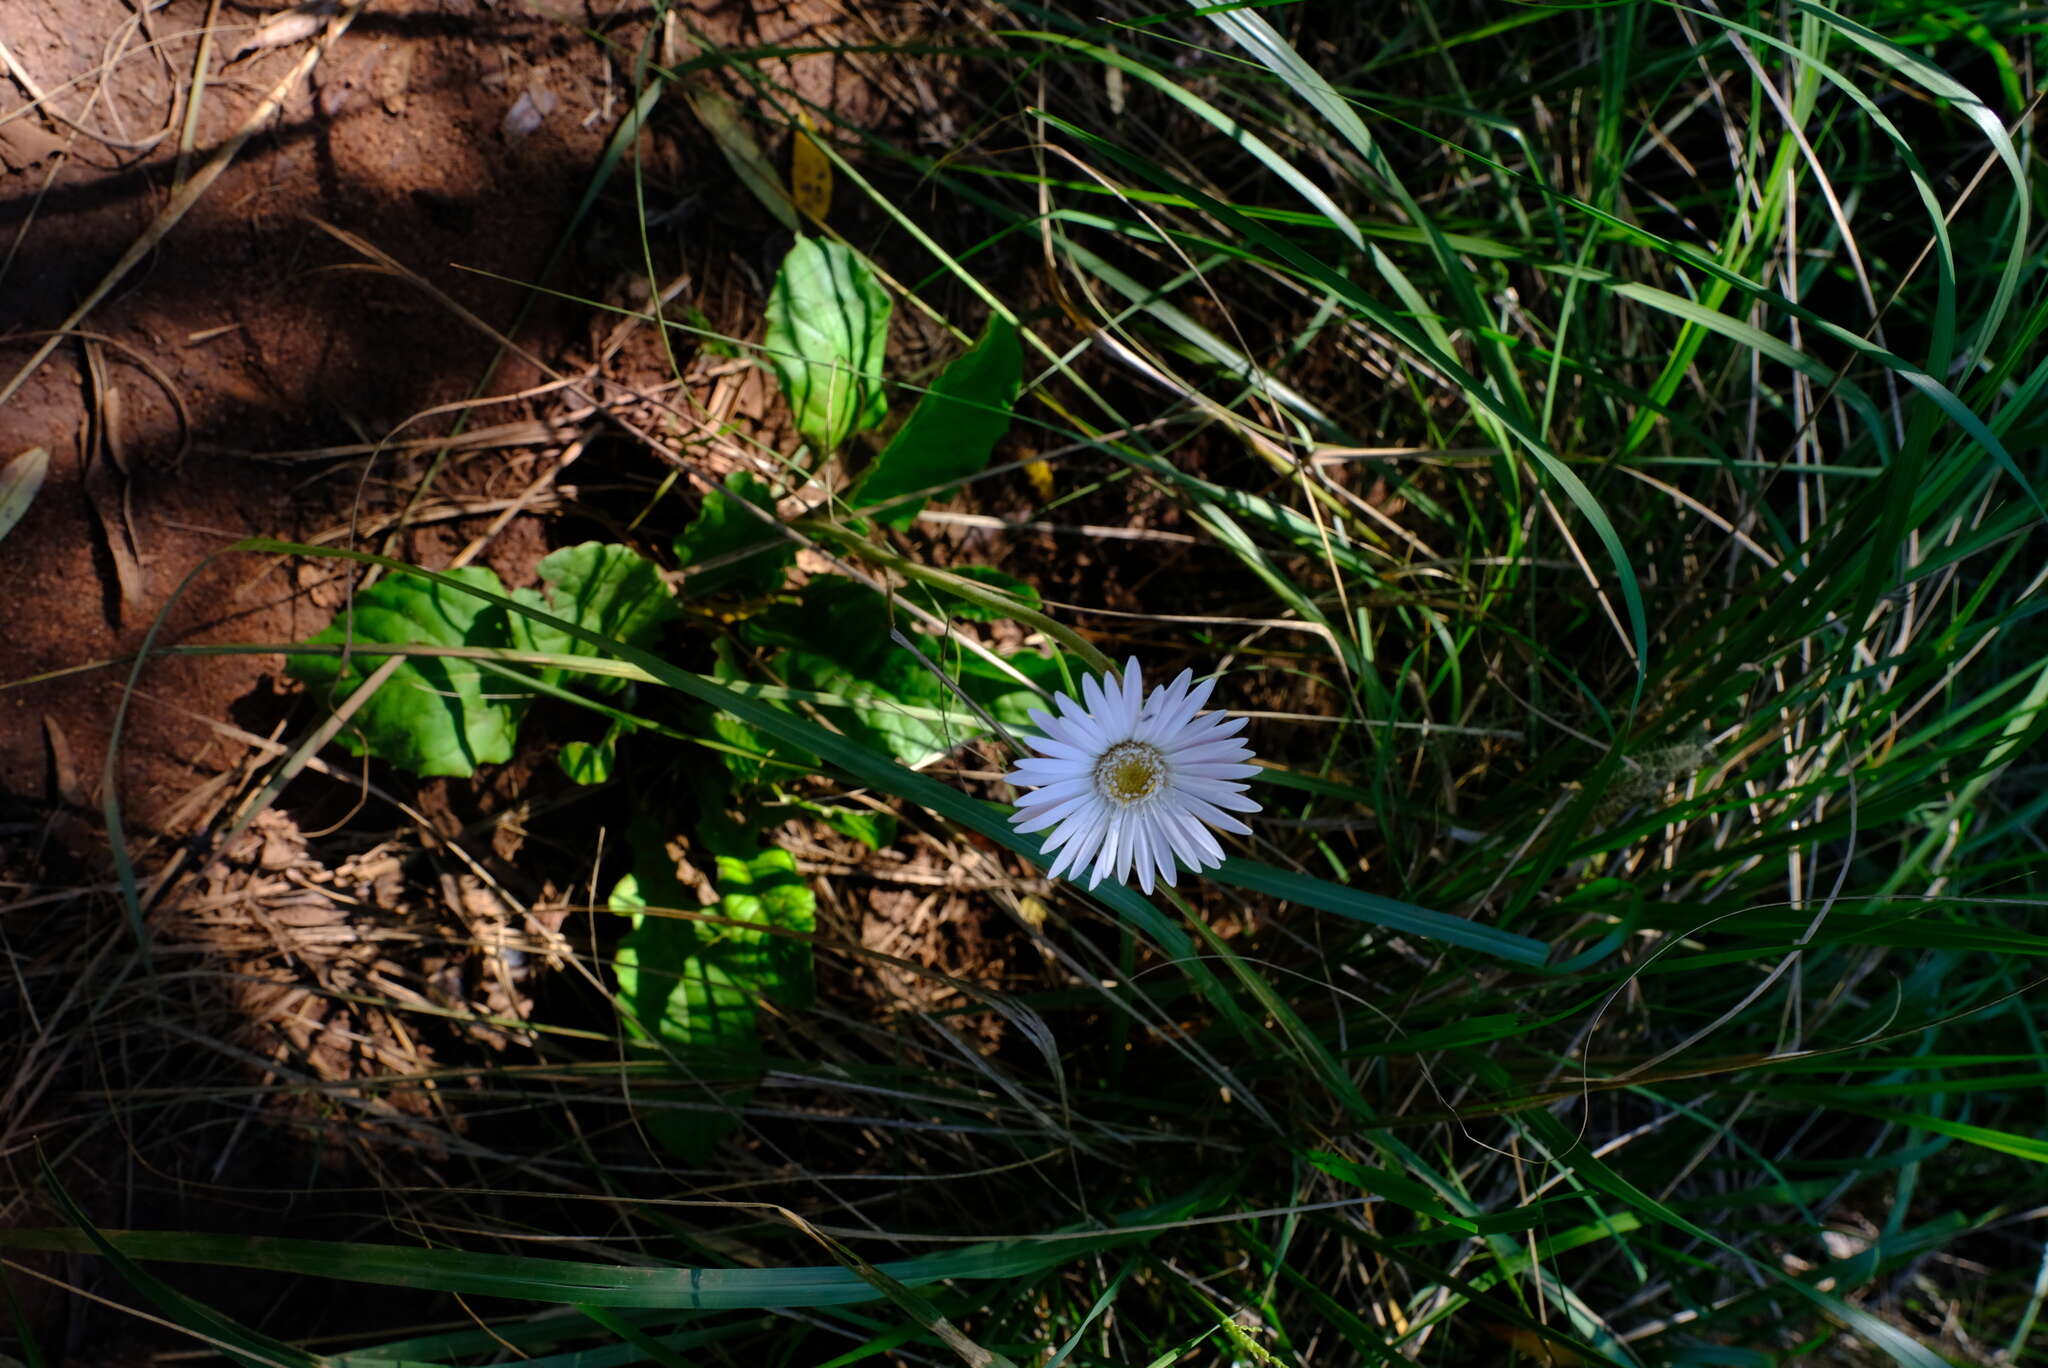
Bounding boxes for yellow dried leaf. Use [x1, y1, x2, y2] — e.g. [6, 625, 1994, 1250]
[230, 0, 338, 61]
[1023, 457, 1056, 502]
[791, 113, 832, 223]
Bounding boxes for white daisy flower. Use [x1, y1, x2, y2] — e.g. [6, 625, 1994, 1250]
[1004, 658, 1261, 894]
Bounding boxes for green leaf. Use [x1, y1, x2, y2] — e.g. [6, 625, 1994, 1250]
[709, 637, 818, 785]
[762, 237, 890, 457]
[613, 893, 761, 1056]
[792, 799, 897, 851]
[512, 541, 678, 692]
[609, 841, 817, 1159]
[558, 735, 615, 785]
[780, 647, 976, 765]
[610, 871, 760, 1161]
[284, 567, 519, 778]
[708, 846, 816, 1011]
[0, 446, 49, 547]
[855, 315, 1020, 527]
[741, 576, 892, 668]
[738, 576, 1048, 763]
[675, 471, 794, 599]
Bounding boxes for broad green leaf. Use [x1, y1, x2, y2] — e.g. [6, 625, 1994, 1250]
[0, 446, 49, 547]
[739, 576, 1048, 764]
[611, 870, 761, 1161]
[285, 567, 519, 778]
[512, 541, 678, 692]
[762, 237, 890, 457]
[708, 846, 816, 1010]
[780, 647, 976, 765]
[709, 637, 819, 784]
[855, 315, 1020, 527]
[558, 735, 615, 785]
[674, 471, 794, 599]
[613, 895, 762, 1056]
[610, 843, 816, 1159]
[741, 576, 892, 667]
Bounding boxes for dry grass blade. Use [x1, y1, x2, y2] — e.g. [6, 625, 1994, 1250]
[176, 0, 228, 189]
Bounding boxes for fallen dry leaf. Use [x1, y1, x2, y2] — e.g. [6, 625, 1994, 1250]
[0, 445, 49, 546]
[231, 0, 339, 62]
[0, 115, 66, 171]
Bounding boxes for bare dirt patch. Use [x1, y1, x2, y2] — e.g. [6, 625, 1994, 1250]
[0, 0, 626, 833]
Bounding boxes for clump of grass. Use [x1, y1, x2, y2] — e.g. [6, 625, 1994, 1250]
[8, 1, 2048, 1364]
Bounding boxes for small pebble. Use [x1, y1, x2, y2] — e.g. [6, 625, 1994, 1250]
[503, 88, 557, 140]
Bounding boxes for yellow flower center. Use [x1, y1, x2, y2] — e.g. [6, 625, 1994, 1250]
[1093, 740, 1166, 805]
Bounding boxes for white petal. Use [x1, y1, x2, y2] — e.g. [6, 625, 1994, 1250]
[1140, 671, 1211, 740]
[1046, 808, 1108, 879]
[1008, 757, 1086, 783]
[1014, 778, 1093, 808]
[1162, 734, 1254, 760]
[1176, 778, 1261, 811]
[1158, 668, 1194, 712]
[1015, 804, 1075, 835]
[1023, 732, 1092, 764]
[1052, 692, 1110, 749]
[1131, 822, 1156, 894]
[1160, 805, 1226, 866]
[1023, 708, 1077, 747]
[1080, 671, 1109, 719]
[1035, 795, 1105, 845]
[1016, 798, 1094, 835]
[1195, 713, 1249, 739]
[1146, 810, 1179, 888]
[1176, 795, 1254, 835]
[1173, 761, 1262, 780]
[1097, 662, 1139, 736]
[1121, 812, 1150, 887]
[1088, 808, 1128, 888]
[1012, 757, 1089, 780]
[1135, 668, 1189, 735]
